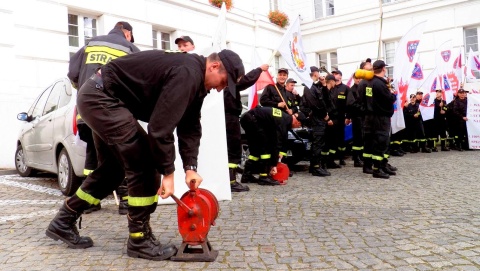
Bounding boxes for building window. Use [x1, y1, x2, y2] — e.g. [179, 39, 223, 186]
[384, 41, 397, 77]
[382, 0, 394, 3]
[153, 30, 171, 50]
[270, 0, 279, 11]
[274, 55, 280, 71]
[465, 27, 480, 80]
[318, 51, 337, 72]
[68, 14, 97, 57]
[314, 0, 335, 19]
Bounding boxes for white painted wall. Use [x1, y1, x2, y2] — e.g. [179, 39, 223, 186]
[0, 0, 479, 168]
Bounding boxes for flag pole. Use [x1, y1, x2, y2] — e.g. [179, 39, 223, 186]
[377, 0, 384, 59]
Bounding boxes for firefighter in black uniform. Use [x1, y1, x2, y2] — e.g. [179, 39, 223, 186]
[240, 107, 304, 185]
[285, 78, 302, 114]
[346, 74, 365, 167]
[260, 68, 292, 114]
[224, 64, 269, 192]
[417, 91, 437, 151]
[46, 49, 245, 260]
[322, 74, 340, 169]
[361, 60, 397, 179]
[300, 66, 331, 177]
[404, 94, 429, 153]
[446, 96, 458, 149]
[433, 89, 450, 151]
[453, 88, 469, 150]
[68, 21, 140, 214]
[330, 70, 350, 166]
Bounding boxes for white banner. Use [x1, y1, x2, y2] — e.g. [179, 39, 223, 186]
[467, 93, 480, 149]
[276, 16, 313, 88]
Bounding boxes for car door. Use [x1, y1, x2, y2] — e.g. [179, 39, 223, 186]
[21, 85, 53, 165]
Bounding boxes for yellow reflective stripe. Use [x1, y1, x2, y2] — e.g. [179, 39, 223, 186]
[391, 141, 401, 144]
[366, 87, 372, 97]
[363, 153, 372, 158]
[76, 188, 101, 205]
[338, 147, 346, 151]
[260, 154, 271, 159]
[248, 155, 259, 161]
[128, 195, 158, 207]
[83, 169, 94, 176]
[321, 152, 330, 155]
[259, 173, 267, 176]
[130, 232, 144, 238]
[279, 152, 287, 157]
[228, 163, 238, 169]
[384, 154, 389, 158]
[122, 196, 129, 200]
[329, 150, 336, 154]
[372, 155, 383, 161]
[76, 114, 82, 120]
[352, 146, 363, 151]
[85, 46, 128, 57]
[338, 95, 346, 99]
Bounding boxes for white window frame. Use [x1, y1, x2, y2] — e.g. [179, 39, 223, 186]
[270, 0, 279, 11]
[153, 30, 171, 50]
[317, 51, 338, 72]
[464, 26, 480, 81]
[274, 55, 280, 71]
[68, 13, 98, 56]
[314, 0, 335, 20]
[384, 40, 398, 77]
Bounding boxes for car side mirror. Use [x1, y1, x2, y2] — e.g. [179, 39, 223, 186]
[17, 112, 29, 121]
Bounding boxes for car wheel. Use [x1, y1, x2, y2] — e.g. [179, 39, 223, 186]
[57, 148, 83, 196]
[15, 145, 36, 177]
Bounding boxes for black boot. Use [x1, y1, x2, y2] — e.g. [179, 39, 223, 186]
[353, 152, 364, 167]
[372, 160, 389, 179]
[326, 156, 341, 169]
[382, 159, 396, 175]
[310, 164, 331, 177]
[320, 159, 332, 176]
[127, 215, 177, 261]
[362, 157, 373, 174]
[229, 168, 249, 192]
[46, 201, 93, 249]
[240, 160, 259, 184]
[257, 162, 280, 186]
[116, 178, 129, 215]
[83, 203, 101, 214]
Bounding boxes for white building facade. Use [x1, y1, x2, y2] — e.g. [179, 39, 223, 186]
[0, 0, 479, 168]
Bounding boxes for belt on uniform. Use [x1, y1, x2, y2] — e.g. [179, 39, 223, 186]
[90, 72, 103, 90]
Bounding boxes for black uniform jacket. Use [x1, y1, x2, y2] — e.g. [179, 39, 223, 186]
[100, 50, 208, 175]
[260, 83, 288, 111]
[248, 107, 292, 166]
[330, 83, 350, 119]
[433, 98, 447, 120]
[68, 27, 140, 89]
[362, 76, 396, 117]
[301, 83, 328, 125]
[403, 102, 422, 125]
[346, 83, 365, 118]
[453, 98, 468, 120]
[224, 67, 263, 116]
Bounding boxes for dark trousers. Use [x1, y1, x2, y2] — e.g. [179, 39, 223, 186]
[309, 120, 326, 166]
[351, 116, 364, 152]
[68, 79, 159, 222]
[225, 113, 242, 165]
[77, 122, 97, 172]
[240, 112, 276, 167]
[364, 115, 390, 166]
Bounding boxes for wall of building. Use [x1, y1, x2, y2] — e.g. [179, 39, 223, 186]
[1, 0, 479, 168]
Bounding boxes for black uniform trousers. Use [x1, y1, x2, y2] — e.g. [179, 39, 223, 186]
[405, 118, 426, 149]
[351, 117, 364, 153]
[325, 120, 344, 158]
[225, 113, 242, 166]
[310, 121, 327, 167]
[68, 78, 159, 222]
[77, 122, 98, 174]
[423, 119, 436, 147]
[363, 115, 390, 168]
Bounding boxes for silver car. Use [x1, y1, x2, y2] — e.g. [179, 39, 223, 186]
[15, 77, 85, 196]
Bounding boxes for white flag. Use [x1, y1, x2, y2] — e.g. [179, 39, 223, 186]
[435, 40, 461, 102]
[391, 20, 427, 134]
[466, 47, 480, 81]
[212, 2, 227, 51]
[276, 16, 313, 88]
[418, 68, 440, 121]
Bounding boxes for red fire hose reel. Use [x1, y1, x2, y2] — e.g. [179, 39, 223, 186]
[170, 180, 219, 262]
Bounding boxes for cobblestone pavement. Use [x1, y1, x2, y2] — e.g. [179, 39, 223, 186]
[0, 150, 479, 271]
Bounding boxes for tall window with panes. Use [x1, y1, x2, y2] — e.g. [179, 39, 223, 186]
[153, 30, 171, 50]
[314, 0, 334, 19]
[318, 52, 338, 72]
[465, 26, 480, 80]
[384, 41, 397, 77]
[68, 14, 97, 58]
[270, 0, 279, 11]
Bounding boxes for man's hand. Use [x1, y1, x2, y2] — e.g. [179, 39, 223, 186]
[440, 110, 445, 114]
[327, 120, 334, 126]
[158, 174, 174, 199]
[345, 119, 351, 125]
[270, 167, 277, 175]
[292, 89, 299, 95]
[260, 64, 269, 71]
[286, 109, 293, 115]
[185, 170, 203, 190]
[463, 117, 468, 121]
[278, 102, 286, 108]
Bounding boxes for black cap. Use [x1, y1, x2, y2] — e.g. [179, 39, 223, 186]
[458, 88, 466, 93]
[360, 58, 372, 69]
[116, 21, 134, 43]
[331, 70, 342, 76]
[286, 78, 297, 84]
[410, 94, 416, 98]
[175, 36, 194, 45]
[218, 49, 245, 98]
[310, 66, 319, 73]
[416, 91, 423, 95]
[435, 89, 443, 93]
[278, 68, 289, 75]
[325, 74, 336, 81]
[295, 112, 307, 124]
[372, 60, 387, 70]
